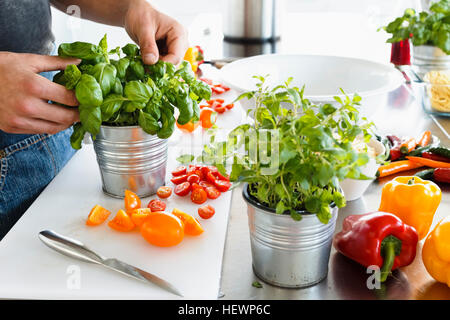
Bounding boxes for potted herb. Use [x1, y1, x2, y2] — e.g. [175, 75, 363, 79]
[381, 0, 450, 75]
[191, 76, 373, 287]
[54, 35, 211, 197]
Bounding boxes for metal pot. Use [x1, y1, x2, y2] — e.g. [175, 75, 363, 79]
[412, 45, 450, 78]
[242, 184, 338, 288]
[93, 125, 167, 198]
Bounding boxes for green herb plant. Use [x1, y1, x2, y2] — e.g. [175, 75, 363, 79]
[381, 0, 450, 54]
[186, 76, 374, 224]
[54, 34, 211, 149]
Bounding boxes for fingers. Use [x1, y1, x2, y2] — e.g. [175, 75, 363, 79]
[7, 115, 73, 135]
[139, 26, 160, 65]
[26, 54, 81, 73]
[33, 73, 79, 107]
[159, 24, 188, 65]
[31, 99, 80, 126]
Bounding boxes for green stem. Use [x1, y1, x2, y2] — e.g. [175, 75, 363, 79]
[380, 241, 396, 282]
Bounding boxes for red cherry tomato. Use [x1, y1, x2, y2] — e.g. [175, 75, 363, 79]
[225, 103, 234, 110]
[171, 174, 188, 185]
[174, 182, 191, 196]
[199, 181, 214, 189]
[191, 188, 207, 204]
[147, 199, 166, 212]
[198, 205, 215, 219]
[213, 105, 226, 114]
[187, 174, 201, 184]
[172, 166, 187, 176]
[213, 171, 230, 181]
[205, 186, 221, 199]
[157, 186, 172, 198]
[206, 171, 217, 184]
[214, 180, 231, 192]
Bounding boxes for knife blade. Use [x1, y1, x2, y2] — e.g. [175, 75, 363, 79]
[38, 230, 183, 297]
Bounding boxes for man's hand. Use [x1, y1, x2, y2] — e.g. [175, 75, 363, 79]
[124, 0, 188, 65]
[0, 52, 80, 134]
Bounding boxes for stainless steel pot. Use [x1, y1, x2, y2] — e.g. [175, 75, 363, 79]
[223, 0, 281, 42]
[93, 125, 167, 198]
[243, 185, 338, 288]
[412, 45, 450, 78]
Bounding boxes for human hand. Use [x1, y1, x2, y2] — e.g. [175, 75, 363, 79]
[124, 0, 188, 65]
[0, 52, 80, 134]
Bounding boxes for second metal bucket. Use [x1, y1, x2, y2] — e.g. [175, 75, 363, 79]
[93, 125, 168, 198]
[243, 185, 338, 288]
[413, 45, 450, 77]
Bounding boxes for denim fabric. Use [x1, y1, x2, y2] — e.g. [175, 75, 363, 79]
[0, 69, 77, 240]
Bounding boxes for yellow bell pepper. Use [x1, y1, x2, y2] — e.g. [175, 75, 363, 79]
[379, 176, 442, 240]
[422, 215, 450, 287]
[183, 46, 204, 73]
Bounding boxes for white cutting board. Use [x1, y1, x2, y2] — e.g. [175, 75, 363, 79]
[0, 88, 245, 300]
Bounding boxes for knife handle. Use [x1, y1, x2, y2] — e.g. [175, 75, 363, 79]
[38, 230, 105, 265]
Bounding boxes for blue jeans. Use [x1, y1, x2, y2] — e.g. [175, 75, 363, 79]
[0, 70, 77, 240]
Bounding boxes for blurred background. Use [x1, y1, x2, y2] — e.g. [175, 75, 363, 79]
[52, 0, 429, 65]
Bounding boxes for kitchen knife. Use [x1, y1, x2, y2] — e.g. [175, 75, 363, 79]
[38, 230, 183, 297]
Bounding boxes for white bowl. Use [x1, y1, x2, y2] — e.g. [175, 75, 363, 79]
[339, 138, 385, 201]
[220, 54, 404, 118]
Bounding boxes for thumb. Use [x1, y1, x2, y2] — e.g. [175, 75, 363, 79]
[27, 54, 81, 73]
[139, 29, 160, 65]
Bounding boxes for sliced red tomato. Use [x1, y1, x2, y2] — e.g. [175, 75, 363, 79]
[191, 188, 207, 204]
[214, 180, 232, 192]
[174, 182, 191, 196]
[172, 166, 187, 176]
[213, 171, 230, 181]
[225, 103, 234, 110]
[199, 181, 215, 189]
[157, 186, 172, 198]
[206, 171, 217, 184]
[147, 199, 167, 212]
[187, 174, 201, 184]
[199, 78, 213, 85]
[205, 186, 221, 199]
[207, 98, 224, 105]
[213, 105, 226, 114]
[216, 83, 230, 91]
[212, 86, 226, 94]
[171, 174, 188, 185]
[198, 205, 215, 219]
[187, 168, 203, 180]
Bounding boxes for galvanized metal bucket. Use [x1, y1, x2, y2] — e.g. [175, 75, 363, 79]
[93, 125, 168, 198]
[243, 185, 338, 288]
[413, 45, 450, 78]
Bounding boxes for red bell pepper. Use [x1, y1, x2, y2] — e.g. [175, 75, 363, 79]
[333, 211, 418, 282]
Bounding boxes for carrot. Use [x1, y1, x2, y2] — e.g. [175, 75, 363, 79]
[406, 156, 450, 168]
[400, 137, 417, 154]
[417, 131, 432, 147]
[377, 160, 423, 178]
[86, 205, 111, 226]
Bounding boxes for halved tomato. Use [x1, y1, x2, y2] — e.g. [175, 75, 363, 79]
[205, 186, 221, 199]
[108, 209, 136, 232]
[214, 180, 232, 192]
[147, 199, 167, 212]
[86, 205, 111, 226]
[198, 205, 215, 219]
[157, 186, 172, 199]
[171, 174, 188, 185]
[172, 208, 204, 236]
[172, 166, 187, 176]
[191, 188, 207, 204]
[124, 190, 141, 214]
[174, 182, 191, 196]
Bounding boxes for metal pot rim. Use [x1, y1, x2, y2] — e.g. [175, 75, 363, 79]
[100, 124, 141, 129]
[242, 183, 336, 217]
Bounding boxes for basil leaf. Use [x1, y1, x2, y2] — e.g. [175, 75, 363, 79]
[79, 104, 102, 136]
[75, 74, 103, 107]
[70, 123, 86, 150]
[124, 80, 153, 103]
[64, 64, 81, 90]
[90, 63, 117, 96]
[101, 94, 127, 121]
[138, 110, 160, 135]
